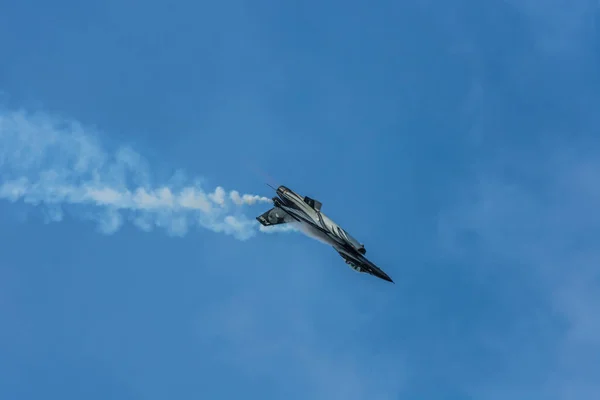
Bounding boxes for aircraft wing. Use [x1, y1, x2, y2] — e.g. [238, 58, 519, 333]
[256, 207, 292, 227]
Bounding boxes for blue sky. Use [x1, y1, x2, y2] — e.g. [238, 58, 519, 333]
[1, 1, 599, 399]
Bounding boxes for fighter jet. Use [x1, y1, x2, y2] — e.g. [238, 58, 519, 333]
[256, 185, 394, 283]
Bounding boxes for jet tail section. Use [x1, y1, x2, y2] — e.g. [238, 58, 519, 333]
[256, 207, 292, 227]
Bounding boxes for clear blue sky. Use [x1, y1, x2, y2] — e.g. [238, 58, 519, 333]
[1, 1, 599, 399]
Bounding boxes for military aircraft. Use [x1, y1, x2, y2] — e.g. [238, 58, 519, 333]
[256, 185, 394, 283]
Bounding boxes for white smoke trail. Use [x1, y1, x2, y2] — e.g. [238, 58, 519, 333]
[0, 109, 294, 240]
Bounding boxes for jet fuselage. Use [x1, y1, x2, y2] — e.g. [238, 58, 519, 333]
[273, 185, 365, 258]
[256, 184, 393, 282]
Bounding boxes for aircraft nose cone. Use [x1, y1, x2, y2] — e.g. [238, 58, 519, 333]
[380, 273, 394, 283]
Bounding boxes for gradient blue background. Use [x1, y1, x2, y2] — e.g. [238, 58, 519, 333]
[1, 1, 599, 399]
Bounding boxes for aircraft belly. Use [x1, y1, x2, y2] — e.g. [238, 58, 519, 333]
[280, 206, 342, 247]
[299, 222, 340, 247]
[258, 184, 393, 283]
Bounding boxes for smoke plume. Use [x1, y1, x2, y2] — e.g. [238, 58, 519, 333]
[0, 109, 294, 240]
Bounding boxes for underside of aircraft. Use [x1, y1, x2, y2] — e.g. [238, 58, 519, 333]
[256, 185, 393, 283]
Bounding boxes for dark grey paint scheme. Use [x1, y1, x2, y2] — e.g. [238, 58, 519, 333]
[257, 185, 394, 283]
